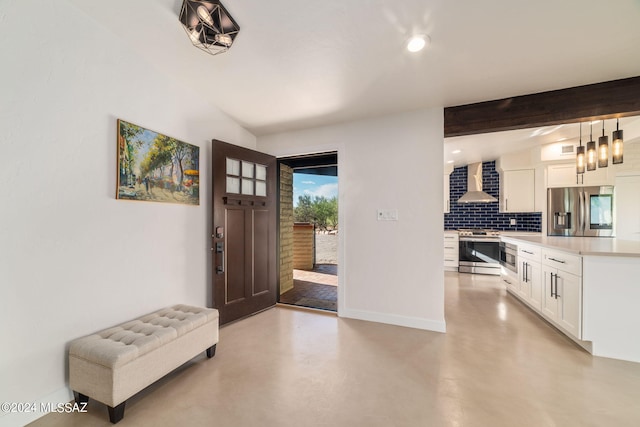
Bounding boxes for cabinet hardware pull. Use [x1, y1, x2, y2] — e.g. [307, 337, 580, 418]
[550, 272, 555, 297]
[548, 257, 566, 264]
[554, 273, 560, 299]
[522, 250, 533, 255]
[445, 246, 455, 249]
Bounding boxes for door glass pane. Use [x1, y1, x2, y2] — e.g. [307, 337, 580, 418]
[242, 161, 254, 178]
[226, 158, 240, 176]
[256, 164, 267, 180]
[242, 179, 254, 195]
[226, 177, 240, 194]
[256, 181, 267, 197]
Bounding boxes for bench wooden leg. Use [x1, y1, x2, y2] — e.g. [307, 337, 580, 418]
[108, 401, 126, 424]
[73, 391, 89, 404]
[206, 344, 217, 358]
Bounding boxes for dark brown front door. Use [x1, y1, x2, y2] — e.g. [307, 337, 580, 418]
[212, 140, 277, 325]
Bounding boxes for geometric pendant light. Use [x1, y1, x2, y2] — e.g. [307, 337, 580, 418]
[179, 0, 240, 56]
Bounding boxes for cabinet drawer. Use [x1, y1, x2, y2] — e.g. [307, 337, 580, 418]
[542, 249, 582, 276]
[444, 258, 459, 267]
[518, 243, 541, 262]
[443, 242, 458, 252]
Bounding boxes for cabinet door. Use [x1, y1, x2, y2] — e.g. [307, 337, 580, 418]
[541, 266, 559, 319]
[547, 164, 580, 188]
[518, 260, 530, 298]
[615, 174, 640, 240]
[556, 271, 582, 339]
[527, 261, 542, 311]
[503, 169, 535, 212]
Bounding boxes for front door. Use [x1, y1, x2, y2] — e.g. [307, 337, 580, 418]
[212, 140, 277, 325]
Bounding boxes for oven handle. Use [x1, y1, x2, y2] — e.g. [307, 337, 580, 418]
[459, 237, 501, 242]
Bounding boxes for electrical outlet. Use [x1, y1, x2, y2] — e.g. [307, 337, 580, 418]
[510, 218, 517, 225]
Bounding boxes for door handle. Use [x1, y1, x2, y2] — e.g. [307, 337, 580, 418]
[216, 241, 224, 274]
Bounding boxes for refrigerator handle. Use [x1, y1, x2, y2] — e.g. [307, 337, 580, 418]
[579, 191, 586, 234]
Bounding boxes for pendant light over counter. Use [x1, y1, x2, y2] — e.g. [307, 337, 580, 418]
[612, 118, 624, 164]
[586, 122, 597, 171]
[576, 118, 624, 175]
[598, 120, 609, 168]
[576, 122, 585, 174]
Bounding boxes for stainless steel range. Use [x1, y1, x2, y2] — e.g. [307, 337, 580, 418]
[458, 229, 501, 275]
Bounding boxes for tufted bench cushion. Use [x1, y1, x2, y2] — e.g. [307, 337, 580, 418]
[69, 304, 218, 423]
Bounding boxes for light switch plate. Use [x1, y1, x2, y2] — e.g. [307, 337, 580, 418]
[377, 209, 398, 221]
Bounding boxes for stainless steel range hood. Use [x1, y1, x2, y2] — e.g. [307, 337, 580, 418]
[457, 162, 498, 204]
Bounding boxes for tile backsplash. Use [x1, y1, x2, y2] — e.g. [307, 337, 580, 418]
[444, 161, 542, 232]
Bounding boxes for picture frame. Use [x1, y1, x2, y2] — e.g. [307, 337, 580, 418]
[117, 119, 199, 205]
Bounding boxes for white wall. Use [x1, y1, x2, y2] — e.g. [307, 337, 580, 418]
[257, 108, 446, 332]
[0, 1, 254, 425]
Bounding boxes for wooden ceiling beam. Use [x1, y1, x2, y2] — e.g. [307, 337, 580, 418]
[444, 76, 640, 137]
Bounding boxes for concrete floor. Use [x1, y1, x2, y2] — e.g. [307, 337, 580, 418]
[29, 272, 640, 427]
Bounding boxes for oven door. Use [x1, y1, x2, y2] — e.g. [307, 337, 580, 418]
[459, 238, 501, 275]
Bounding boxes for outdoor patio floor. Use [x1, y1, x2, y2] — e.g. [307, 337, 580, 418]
[279, 264, 337, 312]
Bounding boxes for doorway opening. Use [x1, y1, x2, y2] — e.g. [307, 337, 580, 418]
[278, 152, 338, 312]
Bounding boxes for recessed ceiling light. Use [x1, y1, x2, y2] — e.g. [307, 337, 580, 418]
[452, 149, 461, 154]
[407, 35, 430, 53]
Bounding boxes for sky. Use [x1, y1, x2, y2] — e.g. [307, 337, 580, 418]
[293, 173, 338, 207]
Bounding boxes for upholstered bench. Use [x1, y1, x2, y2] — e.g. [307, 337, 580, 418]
[69, 304, 218, 423]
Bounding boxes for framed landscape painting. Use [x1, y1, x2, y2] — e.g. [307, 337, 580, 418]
[116, 119, 199, 205]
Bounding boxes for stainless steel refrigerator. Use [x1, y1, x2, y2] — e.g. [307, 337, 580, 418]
[547, 186, 614, 237]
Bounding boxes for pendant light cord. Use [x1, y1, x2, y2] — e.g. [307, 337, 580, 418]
[579, 122, 582, 146]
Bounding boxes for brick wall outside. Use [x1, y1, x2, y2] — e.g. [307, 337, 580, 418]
[293, 224, 314, 270]
[279, 165, 294, 294]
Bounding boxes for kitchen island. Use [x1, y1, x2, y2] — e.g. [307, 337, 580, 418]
[500, 235, 640, 363]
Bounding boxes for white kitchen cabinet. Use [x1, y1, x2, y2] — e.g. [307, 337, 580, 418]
[501, 268, 519, 294]
[541, 249, 582, 339]
[615, 173, 640, 240]
[500, 169, 535, 212]
[547, 163, 613, 188]
[518, 243, 542, 311]
[444, 174, 451, 213]
[443, 232, 458, 271]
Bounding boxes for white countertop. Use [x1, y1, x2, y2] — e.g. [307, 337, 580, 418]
[498, 231, 543, 237]
[500, 235, 640, 257]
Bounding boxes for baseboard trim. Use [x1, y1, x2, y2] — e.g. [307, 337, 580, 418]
[339, 308, 446, 333]
[0, 386, 73, 427]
